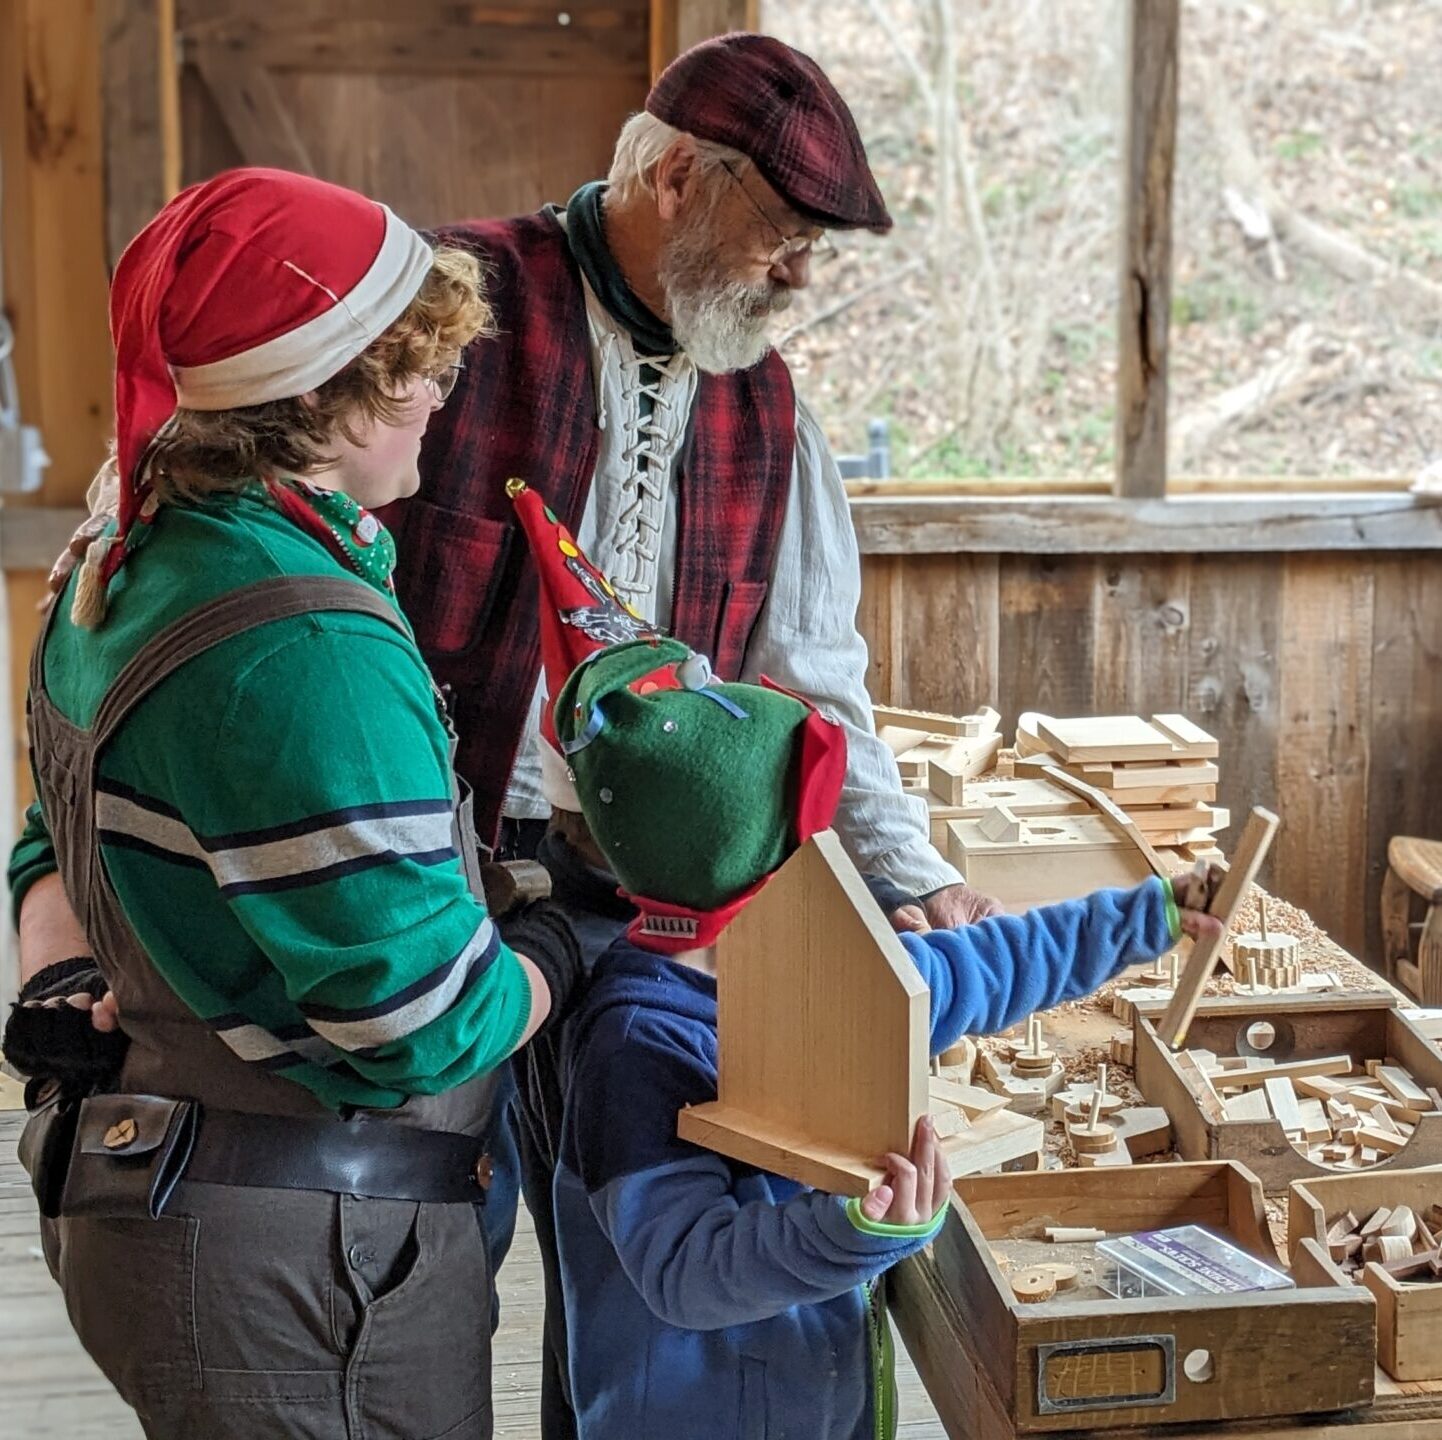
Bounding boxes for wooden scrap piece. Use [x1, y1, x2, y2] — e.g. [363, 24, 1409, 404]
[1357, 1125, 1410, 1156]
[928, 1076, 1009, 1120]
[1263, 1076, 1305, 1136]
[1175, 1050, 1226, 1124]
[1360, 1208, 1395, 1239]
[1012, 1269, 1057, 1303]
[1159, 807, 1280, 1049]
[1215, 1055, 1353, 1090]
[1223, 1088, 1272, 1121]
[1377, 1065, 1431, 1109]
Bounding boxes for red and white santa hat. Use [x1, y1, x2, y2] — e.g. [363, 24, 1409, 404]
[77, 166, 433, 625]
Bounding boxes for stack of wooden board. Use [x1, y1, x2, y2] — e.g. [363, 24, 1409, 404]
[1015, 712, 1228, 863]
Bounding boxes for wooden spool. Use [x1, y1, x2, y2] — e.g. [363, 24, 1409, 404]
[1011, 1269, 1058, 1303]
[1045, 1263, 1080, 1291]
[1012, 1049, 1057, 1076]
[1231, 895, 1300, 976]
[1069, 1122, 1119, 1154]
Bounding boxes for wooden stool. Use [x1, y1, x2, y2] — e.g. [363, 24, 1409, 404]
[1381, 837, 1442, 1003]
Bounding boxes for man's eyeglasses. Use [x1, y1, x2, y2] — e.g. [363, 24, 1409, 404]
[423, 362, 464, 404]
[719, 161, 837, 270]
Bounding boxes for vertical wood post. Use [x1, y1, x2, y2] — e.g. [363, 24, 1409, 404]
[651, 0, 759, 79]
[1115, 0, 1179, 498]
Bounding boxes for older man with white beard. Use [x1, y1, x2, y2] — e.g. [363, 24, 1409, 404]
[383, 31, 1000, 1436]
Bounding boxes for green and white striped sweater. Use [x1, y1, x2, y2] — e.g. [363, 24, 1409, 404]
[8, 484, 530, 1110]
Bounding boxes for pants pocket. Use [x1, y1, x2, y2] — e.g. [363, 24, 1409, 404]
[739, 1355, 769, 1440]
[57, 1213, 201, 1407]
[347, 1202, 495, 1440]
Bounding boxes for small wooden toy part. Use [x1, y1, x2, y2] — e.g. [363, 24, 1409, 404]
[936, 1036, 976, 1083]
[1160, 807, 1281, 1049]
[1044, 1263, 1080, 1291]
[1068, 1089, 1119, 1154]
[1231, 895, 1301, 978]
[676, 832, 929, 1196]
[977, 803, 1023, 845]
[1011, 1016, 1055, 1075]
[1044, 1226, 1106, 1243]
[1011, 1269, 1057, 1303]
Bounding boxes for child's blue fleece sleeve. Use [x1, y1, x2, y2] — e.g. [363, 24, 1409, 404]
[572, 1019, 943, 1332]
[902, 876, 1179, 1055]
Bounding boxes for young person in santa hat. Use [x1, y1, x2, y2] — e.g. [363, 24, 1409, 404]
[509, 490, 1224, 1440]
[3, 169, 581, 1440]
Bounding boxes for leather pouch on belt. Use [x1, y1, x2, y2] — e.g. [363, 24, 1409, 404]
[60, 1093, 199, 1220]
[17, 1080, 82, 1220]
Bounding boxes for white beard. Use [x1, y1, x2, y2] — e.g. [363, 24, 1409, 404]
[658, 215, 792, 375]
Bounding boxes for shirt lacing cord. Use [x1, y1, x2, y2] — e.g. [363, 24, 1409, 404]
[610, 349, 690, 603]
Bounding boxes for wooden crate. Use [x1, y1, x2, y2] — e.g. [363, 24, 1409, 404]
[1287, 1166, 1442, 1382]
[1133, 993, 1442, 1191]
[890, 1162, 1373, 1435]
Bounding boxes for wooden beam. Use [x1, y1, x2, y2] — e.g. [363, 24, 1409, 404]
[0, 0, 113, 502]
[99, 0, 178, 266]
[650, 0, 758, 78]
[1115, 0, 1179, 499]
[191, 43, 316, 175]
[847, 494, 1442, 555]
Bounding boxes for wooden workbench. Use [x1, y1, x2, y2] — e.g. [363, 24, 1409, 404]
[890, 890, 1442, 1439]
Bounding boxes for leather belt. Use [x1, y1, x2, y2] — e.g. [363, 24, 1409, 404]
[183, 1107, 492, 1205]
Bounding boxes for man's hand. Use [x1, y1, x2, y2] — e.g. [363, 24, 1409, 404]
[888, 903, 931, 935]
[859, 1115, 952, 1226]
[920, 882, 1004, 930]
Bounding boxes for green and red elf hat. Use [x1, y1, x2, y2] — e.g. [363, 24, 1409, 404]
[509, 479, 847, 953]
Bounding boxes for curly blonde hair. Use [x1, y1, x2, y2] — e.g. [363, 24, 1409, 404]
[147, 245, 490, 503]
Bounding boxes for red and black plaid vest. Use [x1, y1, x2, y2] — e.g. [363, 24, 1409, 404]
[387, 210, 796, 844]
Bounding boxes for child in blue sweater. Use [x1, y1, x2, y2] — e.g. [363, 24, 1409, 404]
[534, 633, 1221, 1440]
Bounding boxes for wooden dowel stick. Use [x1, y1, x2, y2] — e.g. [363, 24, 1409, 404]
[1160, 808, 1280, 1049]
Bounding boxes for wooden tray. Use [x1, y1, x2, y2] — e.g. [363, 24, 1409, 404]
[1288, 1166, 1442, 1382]
[1133, 993, 1442, 1191]
[889, 1162, 1373, 1435]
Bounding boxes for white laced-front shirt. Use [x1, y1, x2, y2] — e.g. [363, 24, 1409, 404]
[503, 276, 962, 896]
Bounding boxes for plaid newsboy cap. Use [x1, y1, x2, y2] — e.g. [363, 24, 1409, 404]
[646, 32, 892, 233]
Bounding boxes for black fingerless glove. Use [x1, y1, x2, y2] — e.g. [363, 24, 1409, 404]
[2, 957, 129, 1093]
[499, 900, 583, 1037]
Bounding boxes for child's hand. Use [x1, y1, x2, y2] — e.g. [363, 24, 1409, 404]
[1171, 862, 1226, 914]
[860, 1115, 952, 1226]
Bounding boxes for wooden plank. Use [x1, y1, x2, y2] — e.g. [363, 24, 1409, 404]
[893, 553, 1000, 717]
[1116, 0, 1179, 498]
[1037, 714, 1201, 764]
[1090, 556, 1192, 712]
[995, 557, 1097, 722]
[0, 0, 113, 502]
[1216, 1055, 1354, 1091]
[650, 0, 756, 76]
[1159, 808, 1281, 1048]
[856, 555, 900, 704]
[1367, 555, 1442, 973]
[99, 0, 172, 266]
[677, 831, 929, 1195]
[847, 494, 1442, 555]
[1264, 1076, 1306, 1135]
[1187, 553, 1283, 894]
[1276, 555, 1375, 957]
[191, 42, 316, 173]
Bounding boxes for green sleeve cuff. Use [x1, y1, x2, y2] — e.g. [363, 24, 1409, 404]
[844, 1195, 950, 1240]
[1163, 877, 1183, 942]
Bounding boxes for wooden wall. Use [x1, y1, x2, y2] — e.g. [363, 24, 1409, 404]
[856, 549, 1442, 966]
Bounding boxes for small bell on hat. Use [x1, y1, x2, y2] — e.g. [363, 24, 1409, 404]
[646, 33, 892, 234]
[507, 479, 665, 807]
[75, 166, 433, 627]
